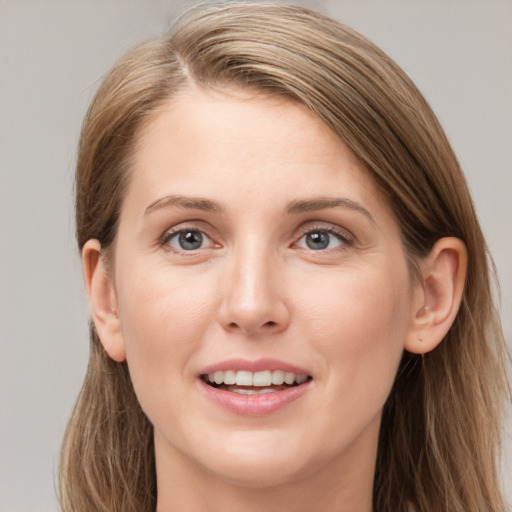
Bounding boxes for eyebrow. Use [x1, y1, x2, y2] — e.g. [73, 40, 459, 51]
[144, 194, 374, 222]
[145, 195, 224, 215]
[286, 197, 374, 222]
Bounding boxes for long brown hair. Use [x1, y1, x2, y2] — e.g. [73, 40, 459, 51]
[60, 3, 509, 511]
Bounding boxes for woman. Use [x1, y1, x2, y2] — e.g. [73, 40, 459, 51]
[59, 3, 509, 511]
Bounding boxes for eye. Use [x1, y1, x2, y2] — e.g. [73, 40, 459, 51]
[296, 229, 346, 251]
[164, 229, 214, 251]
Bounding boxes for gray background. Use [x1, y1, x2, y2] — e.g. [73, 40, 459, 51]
[0, 1, 510, 510]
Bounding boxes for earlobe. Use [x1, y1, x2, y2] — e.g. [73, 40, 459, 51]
[405, 237, 468, 355]
[82, 239, 126, 362]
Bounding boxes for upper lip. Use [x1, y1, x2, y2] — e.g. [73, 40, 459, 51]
[198, 358, 311, 377]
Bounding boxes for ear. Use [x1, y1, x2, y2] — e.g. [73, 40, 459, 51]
[405, 237, 467, 355]
[82, 239, 126, 362]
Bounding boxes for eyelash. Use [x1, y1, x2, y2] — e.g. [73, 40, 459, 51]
[294, 225, 353, 252]
[159, 225, 216, 253]
[158, 224, 353, 254]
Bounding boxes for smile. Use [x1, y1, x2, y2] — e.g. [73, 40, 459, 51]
[201, 369, 310, 394]
[198, 365, 312, 415]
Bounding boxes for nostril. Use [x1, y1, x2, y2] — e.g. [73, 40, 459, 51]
[228, 320, 277, 329]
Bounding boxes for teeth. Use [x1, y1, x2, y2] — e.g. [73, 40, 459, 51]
[224, 370, 236, 385]
[272, 370, 285, 385]
[284, 372, 295, 385]
[231, 388, 275, 395]
[204, 370, 309, 386]
[235, 370, 253, 386]
[295, 374, 308, 384]
[253, 370, 272, 386]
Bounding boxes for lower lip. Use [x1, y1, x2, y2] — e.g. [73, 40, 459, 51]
[198, 379, 311, 416]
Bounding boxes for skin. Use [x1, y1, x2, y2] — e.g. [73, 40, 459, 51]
[84, 88, 467, 511]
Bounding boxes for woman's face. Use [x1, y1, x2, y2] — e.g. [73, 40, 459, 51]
[110, 88, 418, 488]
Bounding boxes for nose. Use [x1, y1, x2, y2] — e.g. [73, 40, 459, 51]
[217, 243, 290, 336]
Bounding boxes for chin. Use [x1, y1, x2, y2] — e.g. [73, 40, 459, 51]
[193, 430, 321, 489]
[206, 454, 314, 489]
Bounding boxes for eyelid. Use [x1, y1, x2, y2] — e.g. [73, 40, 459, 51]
[166, 230, 214, 250]
[156, 220, 353, 253]
[298, 221, 353, 240]
[158, 222, 220, 252]
[292, 222, 354, 250]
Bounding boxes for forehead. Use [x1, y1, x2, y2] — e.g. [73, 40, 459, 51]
[126, 87, 393, 222]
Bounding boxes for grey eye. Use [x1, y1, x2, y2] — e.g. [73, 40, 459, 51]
[297, 230, 344, 251]
[168, 230, 208, 250]
[305, 232, 330, 250]
[179, 231, 203, 250]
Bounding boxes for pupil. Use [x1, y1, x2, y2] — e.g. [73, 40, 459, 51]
[306, 231, 329, 250]
[179, 231, 203, 250]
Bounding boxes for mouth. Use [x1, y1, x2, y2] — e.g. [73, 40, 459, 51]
[200, 369, 312, 395]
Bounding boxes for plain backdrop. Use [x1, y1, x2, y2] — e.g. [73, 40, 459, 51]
[0, 1, 510, 510]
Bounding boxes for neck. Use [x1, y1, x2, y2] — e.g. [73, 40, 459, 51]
[154, 422, 378, 512]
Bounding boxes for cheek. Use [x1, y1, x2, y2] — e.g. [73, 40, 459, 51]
[114, 262, 216, 390]
[301, 264, 410, 400]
